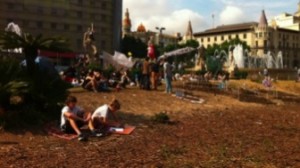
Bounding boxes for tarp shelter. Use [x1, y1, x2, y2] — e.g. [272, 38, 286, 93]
[101, 51, 135, 70]
[158, 47, 196, 60]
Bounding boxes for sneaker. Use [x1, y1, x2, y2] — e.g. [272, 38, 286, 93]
[78, 133, 87, 141]
[91, 130, 103, 137]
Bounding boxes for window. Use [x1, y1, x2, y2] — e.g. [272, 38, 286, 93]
[76, 39, 82, 48]
[64, 24, 70, 30]
[264, 40, 267, 47]
[259, 32, 262, 37]
[77, 11, 83, 18]
[255, 41, 258, 47]
[22, 20, 29, 27]
[214, 36, 217, 41]
[6, 18, 13, 23]
[201, 38, 203, 42]
[221, 36, 224, 41]
[37, 6, 43, 14]
[51, 22, 57, 29]
[228, 35, 231, 40]
[207, 37, 210, 42]
[51, 8, 57, 15]
[77, 25, 83, 31]
[90, 14, 95, 20]
[101, 27, 106, 33]
[243, 34, 247, 39]
[102, 2, 107, 9]
[6, 2, 15, 9]
[101, 14, 107, 21]
[101, 40, 106, 48]
[235, 34, 239, 39]
[37, 21, 43, 28]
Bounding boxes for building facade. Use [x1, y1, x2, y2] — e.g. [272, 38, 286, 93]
[122, 8, 179, 48]
[194, 5, 300, 69]
[0, 0, 122, 54]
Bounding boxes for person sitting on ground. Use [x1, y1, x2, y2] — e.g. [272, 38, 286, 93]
[204, 71, 212, 81]
[60, 96, 101, 141]
[117, 71, 131, 89]
[92, 98, 122, 133]
[217, 72, 227, 89]
[82, 70, 103, 92]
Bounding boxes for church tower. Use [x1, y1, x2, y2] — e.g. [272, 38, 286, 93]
[122, 8, 132, 36]
[183, 20, 194, 42]
[255, 10, 271, 57]
[295, 1, 300, 17]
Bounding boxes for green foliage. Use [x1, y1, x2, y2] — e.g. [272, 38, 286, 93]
[0, 31, 70, 74]
[151, 112, 170, 124]
[0, 58, 27, 110]
[121, 35, 147, 58]
[205, 38, 250, 58]
[234, 70, 248, 79]
[183, 39, 199, 48]
[206, 55, 223, 74]
[0, 57, 70, 128]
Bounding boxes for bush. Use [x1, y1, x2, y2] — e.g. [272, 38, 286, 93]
[234, 70, 248, 79]
[0, 57, 70, 128]
[151, 112, 170, 124]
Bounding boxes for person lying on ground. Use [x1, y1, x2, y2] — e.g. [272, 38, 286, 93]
[60, 96, 101, 141]
[92, 98, 123, 132]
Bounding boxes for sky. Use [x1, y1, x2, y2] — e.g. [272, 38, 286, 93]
[123, 0, 299, 35]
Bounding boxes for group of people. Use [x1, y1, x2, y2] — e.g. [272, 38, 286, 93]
[61, 95, 122, 141]
[134, 57, 173, 93]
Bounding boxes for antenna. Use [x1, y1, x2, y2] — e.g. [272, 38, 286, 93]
[212, 13, 215, 28]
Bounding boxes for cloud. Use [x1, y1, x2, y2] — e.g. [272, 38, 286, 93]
[219, 6, 248, 25]
[123, 0, 207, 35]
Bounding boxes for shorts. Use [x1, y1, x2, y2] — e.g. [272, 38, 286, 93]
[61, 120, 85, 134]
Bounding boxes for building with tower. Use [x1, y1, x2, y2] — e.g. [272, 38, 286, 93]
[182, 20, 194, 42]
[194, 4, 300, 69]
[122, 8, 180, 49]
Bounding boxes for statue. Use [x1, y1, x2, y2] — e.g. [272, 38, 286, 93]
[196, 45, 206, 70]
[83, 23, 97, 62]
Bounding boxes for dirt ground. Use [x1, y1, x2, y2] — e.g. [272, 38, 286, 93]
[0, 80, 300, 168]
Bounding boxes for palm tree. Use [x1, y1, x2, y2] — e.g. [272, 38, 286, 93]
[0, 31, 70, 74]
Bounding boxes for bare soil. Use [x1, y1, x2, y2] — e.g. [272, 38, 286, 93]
[0, 80, 300, 168]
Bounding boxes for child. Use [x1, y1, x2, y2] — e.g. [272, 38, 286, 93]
[60, 96, 102, 141]
[92, 98, 122, 133]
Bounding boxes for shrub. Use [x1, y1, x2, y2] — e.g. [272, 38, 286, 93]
[234, 70, 248, 79]
[151, 112, 170, 124]
[0, 57, 70, 128]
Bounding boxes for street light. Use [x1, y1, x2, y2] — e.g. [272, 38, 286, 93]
[155, 27, 166, 54]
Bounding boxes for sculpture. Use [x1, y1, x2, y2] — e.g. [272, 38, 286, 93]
[83, 23, 97, 62]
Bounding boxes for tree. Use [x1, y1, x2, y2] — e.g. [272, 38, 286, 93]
[0, 31, 70, 74]
[121, 35, 147, 58]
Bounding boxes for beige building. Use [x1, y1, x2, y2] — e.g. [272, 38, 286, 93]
[0, 0, 123, 54]
[194, 4, 300, 69]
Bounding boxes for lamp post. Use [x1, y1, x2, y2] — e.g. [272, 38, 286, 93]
[156, 27, 165, 54]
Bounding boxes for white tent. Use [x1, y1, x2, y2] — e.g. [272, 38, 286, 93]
[158, 47, 196, 60]
[101, 51, 135, 70]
